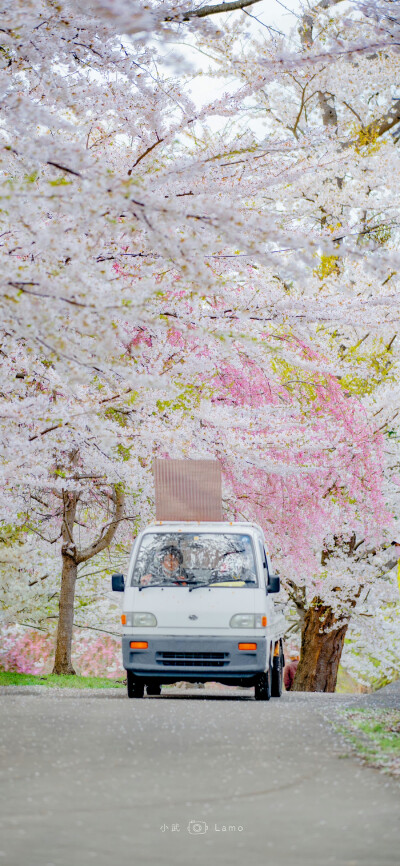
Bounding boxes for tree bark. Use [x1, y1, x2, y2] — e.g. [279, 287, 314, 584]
[52, 484, 125, 675]
[52, 552, 78, 675]
[292, 601, 348, 692]
[52, 489, 79, 674]
[289, 546, 399, 693]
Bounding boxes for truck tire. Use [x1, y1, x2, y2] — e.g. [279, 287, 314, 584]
[146, 683, 162, 696]
[127, 671, 144, 699]
[271, 646, 283, 698]
[254, 667, 271, 701]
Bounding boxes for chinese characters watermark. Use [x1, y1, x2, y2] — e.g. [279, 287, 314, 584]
[160, 820, 244, 835]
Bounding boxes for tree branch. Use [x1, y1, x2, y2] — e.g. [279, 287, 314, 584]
[168, 0, 264, 21]
[298, 0, 346, 47]
[76, 485, 125, 564]
[73, 623, 121, 638]
[128, 136, 164, 176]
[365, 97, 400, 139]
[29, 422, 64, 442]
[28, 573, 49, 587]
[47, 161, 81, 178]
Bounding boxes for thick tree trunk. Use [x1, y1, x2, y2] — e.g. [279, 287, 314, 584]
[52, 553, 78, 675]
[292, 602, 348, 692]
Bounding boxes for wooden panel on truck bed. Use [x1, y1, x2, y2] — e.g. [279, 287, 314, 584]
[154, 459, 222, 522]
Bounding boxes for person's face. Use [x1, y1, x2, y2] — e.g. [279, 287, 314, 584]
[162, 553, 179, 573]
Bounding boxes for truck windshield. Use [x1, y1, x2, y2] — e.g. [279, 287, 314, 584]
[130, 533, 258, 588]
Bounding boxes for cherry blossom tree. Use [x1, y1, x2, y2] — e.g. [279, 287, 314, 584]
[116, 307, 399, 689]
[0, 335, 137, 671]
[181, 0, 400, 688]
[1, 0, 400, 685]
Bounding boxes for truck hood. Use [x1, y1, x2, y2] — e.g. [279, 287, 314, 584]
[124, 586, 259, 630]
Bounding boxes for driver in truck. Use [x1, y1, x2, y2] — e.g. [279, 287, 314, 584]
[140, 544, 193, 587]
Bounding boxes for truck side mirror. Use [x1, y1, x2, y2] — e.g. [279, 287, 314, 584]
[112, 573, 125, 592]
[267, 575, 280, 594]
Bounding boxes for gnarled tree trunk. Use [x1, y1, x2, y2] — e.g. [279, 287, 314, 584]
[292, 601, 349, 692]
[288, 540, 399, 692]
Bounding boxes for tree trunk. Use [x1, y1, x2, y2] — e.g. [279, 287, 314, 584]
[52, 553, 78, 675]
[292, 601, 349, 692]
[52, 483, 125, 675]
[52, 487, 79, 675]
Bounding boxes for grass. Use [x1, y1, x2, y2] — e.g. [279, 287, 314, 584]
[335, 666, 370, 694]
[0, 670, 126, 689]
[337, 708, 400, 778]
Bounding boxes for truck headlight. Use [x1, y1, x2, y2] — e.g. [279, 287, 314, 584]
[125, 612, 157, 627]
[230, 614, 267, 628]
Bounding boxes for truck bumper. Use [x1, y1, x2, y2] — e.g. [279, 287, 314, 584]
[122, 635, 268, 685]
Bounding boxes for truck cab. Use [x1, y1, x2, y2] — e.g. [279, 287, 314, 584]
[112, 521, 285, 700]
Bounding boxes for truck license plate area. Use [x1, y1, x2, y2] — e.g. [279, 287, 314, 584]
[156, 651, 229, 668]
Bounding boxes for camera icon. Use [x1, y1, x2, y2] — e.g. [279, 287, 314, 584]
[187, 820, 208, 835]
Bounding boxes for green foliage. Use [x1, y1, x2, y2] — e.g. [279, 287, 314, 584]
[331, 333, 396, 397]
[0, 671, 125, 688]
[366, 225, 392, 246]
[48, 177, 72, 187]
[116, 443, 131, 461]
[0, 523, 26, 545]
[156, 382, 202, 414]
[314, 254, 340, 280]
[337, 708, 400, 777]
[24, 171, 38, 184]
[335, 666, 368, 694]
[105, 406, 128, 427]
[352, 123, 382, 155]
[270, 352, 325, 408]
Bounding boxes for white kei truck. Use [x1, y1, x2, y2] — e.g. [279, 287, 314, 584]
[112, 520, 286, 701]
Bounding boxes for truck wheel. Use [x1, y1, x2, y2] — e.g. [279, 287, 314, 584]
[146, 683, 162, 696]
[271, 647, 283, 698]
[127, 671, 144, 699]
[254, 667, 271, 701]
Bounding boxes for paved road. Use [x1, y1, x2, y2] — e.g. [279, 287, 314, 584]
[0, 685, 399, 866]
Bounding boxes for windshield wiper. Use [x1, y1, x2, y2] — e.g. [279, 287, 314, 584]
[139, 579, 202, 591]
[138, 581, 170, 592]
[189, 577, 256, 592]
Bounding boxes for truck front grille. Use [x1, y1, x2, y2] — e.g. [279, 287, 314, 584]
[156, 651, 229, 668]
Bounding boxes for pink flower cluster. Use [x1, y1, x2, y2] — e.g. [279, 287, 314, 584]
[0, 626, 124, 679]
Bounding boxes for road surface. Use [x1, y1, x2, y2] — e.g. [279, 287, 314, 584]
[0, 685, 399, 866]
